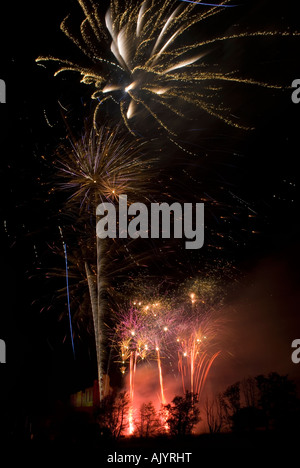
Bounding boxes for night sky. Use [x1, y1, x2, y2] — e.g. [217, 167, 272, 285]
[0, 0, 300, 440]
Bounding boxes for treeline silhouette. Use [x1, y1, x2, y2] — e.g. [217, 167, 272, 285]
[95, 391, 200, 439]
[2, 372, 299, 445]
[93, 371, 300, 440]
[205, 372, 300, 434]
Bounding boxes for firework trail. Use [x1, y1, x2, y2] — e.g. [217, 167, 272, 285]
[177, 334, 220, 400]
[128, 350, 138, 434]
[36, 0, 297, 137]
[179, 1, 236, 5]
[58, 226, 76, 358]
[156, 346, 166, 404]
[112, 306, 147, 433]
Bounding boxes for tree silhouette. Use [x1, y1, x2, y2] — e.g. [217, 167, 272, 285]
[134, 402, 161, 437]
[255, 372, 299, 431]
[165, 392, 200, 437]
[220, 381, 240, 431]
[241, 377, 257, 408]
[213, 373, 300, 433]
[204, 394, 224, 433]
[96, 390, 129, 439]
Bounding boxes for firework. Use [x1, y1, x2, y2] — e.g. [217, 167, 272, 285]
[111, 286, 177, 369]
[176, 322, 221, 400]
[56, 124, 156, 212]
[55, 124, 156, 400]
[36, 0, 296, 136]
[175, 276, 227, 399]
[110, 287, 177, 433]
[110, 275, 224, 432]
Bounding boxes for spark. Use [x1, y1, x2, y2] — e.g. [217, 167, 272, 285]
[43, 109, 55, 128]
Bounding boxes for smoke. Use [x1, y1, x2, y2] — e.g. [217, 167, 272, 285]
[125, 362, 182, 414]
[205, 248, 300, 396]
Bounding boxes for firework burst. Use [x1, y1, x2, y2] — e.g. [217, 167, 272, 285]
[110, 275, 225, 433]
[36, 0, 297, 136]
[56, 124, 156, 212]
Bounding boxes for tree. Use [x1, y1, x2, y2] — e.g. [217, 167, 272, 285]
[241, 377, 257, 408]
[165, 392, 200, 437]
[134, 402, 161, 437]
[204, 394, 224, 434]
[96, 390, 129, 439]
[218, 373, 300, 433]
[220, 381, 240, 431]
[255, 372, 299, 431]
